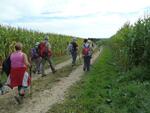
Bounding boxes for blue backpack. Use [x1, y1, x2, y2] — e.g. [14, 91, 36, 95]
[31, 48, 39, 59]
[68, 43, 74, 53]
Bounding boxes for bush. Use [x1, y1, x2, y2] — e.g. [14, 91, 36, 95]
[126, 66, 150, 81]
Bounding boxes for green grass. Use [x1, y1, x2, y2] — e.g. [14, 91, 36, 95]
[47, 47, 150, 113]
[0, 72, 7, 85]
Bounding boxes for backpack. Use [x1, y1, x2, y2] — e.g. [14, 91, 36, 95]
[38, 42, 52, 57]
[68, 42, 78, 53]
[82, 44, 90, 56]
[2, 56, 11, 76]
[30, 48, 39, 59]
[68, 43, 74, 53]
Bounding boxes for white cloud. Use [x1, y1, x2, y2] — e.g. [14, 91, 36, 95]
[0, 0, 150, 38]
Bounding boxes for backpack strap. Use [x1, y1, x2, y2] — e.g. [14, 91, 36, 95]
[83, 43, 90, 48]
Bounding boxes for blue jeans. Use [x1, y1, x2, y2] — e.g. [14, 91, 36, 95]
[83, 56, 91, 71]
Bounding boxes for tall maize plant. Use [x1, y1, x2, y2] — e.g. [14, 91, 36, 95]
[110, 16, 150, 71]
[0, 25, 83, 66]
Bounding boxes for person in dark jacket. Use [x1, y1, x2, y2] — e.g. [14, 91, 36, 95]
[68, 37, 78, 66]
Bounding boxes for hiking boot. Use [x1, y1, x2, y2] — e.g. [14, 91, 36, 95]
[14, 96, 23, 104]
[72, 63, 76, 67]
[37, 71, 41, 74]
[42, 74, 47, 77]
[83, 67, 86, 71]
[87, 68, 90, 71]
[33, 70, 36, 74]
[0, 83, 3, 88]
[87, 69, 90, 71]
[52, 70, 57, 74]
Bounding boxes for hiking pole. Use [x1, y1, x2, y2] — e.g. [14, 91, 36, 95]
[79, 53, 82, 64]
[29, 65, 32, 97]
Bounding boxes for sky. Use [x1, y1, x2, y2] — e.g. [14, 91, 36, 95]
[0, 0, 150, 38]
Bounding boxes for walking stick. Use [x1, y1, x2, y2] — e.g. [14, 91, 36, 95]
[29, 65, 32, 97]
[78, 48, 82, 64]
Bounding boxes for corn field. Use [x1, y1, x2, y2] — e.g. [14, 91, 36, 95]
[0, 25, 83, 66]
[109, 16, 150, 71]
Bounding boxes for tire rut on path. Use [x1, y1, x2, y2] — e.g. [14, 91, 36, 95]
[17, 48, 103, 113]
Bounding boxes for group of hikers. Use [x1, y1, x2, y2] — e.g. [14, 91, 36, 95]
[68, 38, 94, 71]
[0, 35, 94, 104]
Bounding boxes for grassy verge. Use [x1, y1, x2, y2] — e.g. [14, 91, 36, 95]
[47, 47, 150, 113]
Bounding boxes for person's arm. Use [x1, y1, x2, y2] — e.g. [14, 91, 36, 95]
[23, 53, 30, 66]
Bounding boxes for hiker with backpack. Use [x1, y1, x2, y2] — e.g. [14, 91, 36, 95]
[82, 39, 93, 71]
[0, 55, 11, 95]
[38, 35, 56, 76]
[68, 37, 78, 66]
[6, 42, 31, 104]
[30, 42, 42, 74]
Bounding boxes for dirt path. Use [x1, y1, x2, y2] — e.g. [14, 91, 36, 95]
[32, 54, 82, 81]
[17, 48, 103, 113]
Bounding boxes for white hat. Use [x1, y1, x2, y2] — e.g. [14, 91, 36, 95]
[88, 40, 92, 43]
[35, 42, 39, 46]
[45, 35, 49, 40]
[72, 37, 77, 42]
